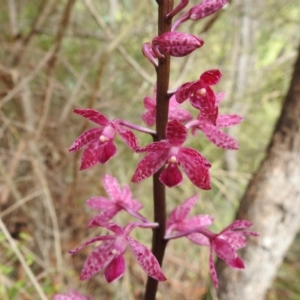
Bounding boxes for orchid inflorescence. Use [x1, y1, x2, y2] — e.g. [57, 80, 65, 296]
[56, 0, 258, 298]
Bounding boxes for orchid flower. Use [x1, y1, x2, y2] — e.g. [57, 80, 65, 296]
[142, 91, 192, 127]
[69, 108, 139, 170]
[172, 0, 228, 31]
[87, 174, 147, 226]
[166, 219, 258, 288]
[53, 289, 92, 300]
[175, 69, 221, 124]
[184, 91, 243, 149]
[142, 32, 204, 66]
[132, 120, 211, 189]
[69, 222, 166, 283]
[165, 194, 214, 245]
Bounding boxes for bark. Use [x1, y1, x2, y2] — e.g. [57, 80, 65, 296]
[216, 41, 300, 300]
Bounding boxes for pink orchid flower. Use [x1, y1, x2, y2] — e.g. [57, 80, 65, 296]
[87, 174, 147, 226]
[172, 0, 228, 31]
[206, 220, 259, 288]
[142, 32, 204, 66]
[185, 91, 243, 149]
[165, 194, 214, 245]
[167, 219, 258, 288]
[189, 113, 243, 150]
[69, 108, 139, 170]
[69, 222, 166, 283]
[142, 92, 192, 127]
[53, 289, 92, 300]
[175, 69, 222, 124]
[132, 119, 211, 189]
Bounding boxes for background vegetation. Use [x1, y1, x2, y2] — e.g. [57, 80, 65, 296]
[0, 0, 299, 299]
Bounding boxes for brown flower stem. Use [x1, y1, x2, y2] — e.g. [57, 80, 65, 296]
[144, 1, 174, 300]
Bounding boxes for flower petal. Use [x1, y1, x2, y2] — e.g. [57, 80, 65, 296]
[132, 151, 168, 183]
[168, 194, 199, 223]
[184, 215, 214, 228]
[215, 91, 226, 105]
[86, 197, 113, 210]
[217, 114, 243, 127]
[127, 236, 166, 281]
[212, 238, 237, 266]
[80, 141, 102, 170]
[179, 148, 211, 189]
[80, 239, 116, 281]
[104, 254, 126, 283]
[189, 0, 228, 21]
[69, 128, 103, 152]
[142, 110, 156, 127]
[98, 140, 117, 164]
[87, 207, 120, 227]
[121, 185, 143, 211]
[199, 69, 222, 85]
[209, 246, 219, 288]
[74, 108, 109, 126]
[220, 220, 253, 233]
[159, 163, 183, 187]
[69, 236, 114, 254]
[136, 140, 170, 153]
[198, 119, 239, 150]
[152, 32, 204, 57]
[166, 120, 187, 146]
[113, 122, 139, 150]
[188, 233, 210, 246]
[102, 174, 122, 202]
[220, 231, 247, 250]
[175, 81, 197, 103]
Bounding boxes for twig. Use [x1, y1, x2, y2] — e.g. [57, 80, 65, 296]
[0, 217, 48, 300]
[0, 46, 55, 109]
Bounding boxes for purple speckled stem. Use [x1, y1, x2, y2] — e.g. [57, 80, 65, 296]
[144, 1, 174, 300]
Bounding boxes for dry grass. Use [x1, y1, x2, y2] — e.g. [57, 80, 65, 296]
[1, 0, 299, 299]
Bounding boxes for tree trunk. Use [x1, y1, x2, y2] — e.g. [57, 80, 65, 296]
[216, 41, 300, 300]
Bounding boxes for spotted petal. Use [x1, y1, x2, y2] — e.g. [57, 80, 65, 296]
[102, 174, 122, 202]
[104, 255, 126, 283]
[166, 120, 187, 146]
[132, 151, 168, 183]
[168, 194, 198, 224]
[159, 163, 183, 187]
[127, 236, 166, 281]
[199, 69, 222, 85]
[69, 128, 103, 152]
[198, 119, 239, 149]
[152, 32, 204, 57]
[179, 148, 211, 190]
[74, 108, 109, 126]
[175, 81, 197, 103]
[80, 239, 116, 281]
[189, 0, 228, 20]
[113, 122, 139, 150]
[217, 114, 243, 127]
